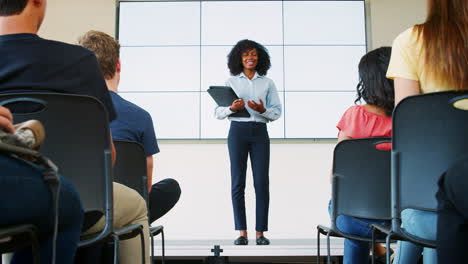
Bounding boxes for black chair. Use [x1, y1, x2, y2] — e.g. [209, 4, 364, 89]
[0, 93, 145, 264]
[113, 140, 165, 264]
[371, 91, 468, 263]
[0, 225, 39, 264]
[316, 137, 392, 264]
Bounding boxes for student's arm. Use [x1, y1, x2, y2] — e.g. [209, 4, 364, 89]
[141, 112, 157, 192]
[110, 131, 116, 167]
[146, 155, 153, 192]
[394, 78, 421, 106]
[337, 131, 351, 143]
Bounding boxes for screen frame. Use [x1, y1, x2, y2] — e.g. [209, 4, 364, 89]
[114, 0, 371, 140]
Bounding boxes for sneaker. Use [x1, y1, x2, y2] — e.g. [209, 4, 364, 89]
[14, 120, 45, 150]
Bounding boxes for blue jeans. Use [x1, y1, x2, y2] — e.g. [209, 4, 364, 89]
[393, 209, 437, 264]
[0, 154, 83, 264]
[329, 200, 390, 264]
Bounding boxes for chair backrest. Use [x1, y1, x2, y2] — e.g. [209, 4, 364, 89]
[113, 140, 149, 203]
[0, 93, 114, 245]
[392, 91, 468, 222]
[332, 137, 392, 227]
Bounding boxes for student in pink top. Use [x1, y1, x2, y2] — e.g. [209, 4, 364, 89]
[337, 47, 393, 143]
[331, 47, 394, 264]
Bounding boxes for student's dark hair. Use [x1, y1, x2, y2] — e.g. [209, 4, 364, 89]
[0, 0, 28, 16]
[227, 39, 271, 76]
[355, 47, 394, 116]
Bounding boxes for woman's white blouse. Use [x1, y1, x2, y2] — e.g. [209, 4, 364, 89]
[215, 72, 282, 123]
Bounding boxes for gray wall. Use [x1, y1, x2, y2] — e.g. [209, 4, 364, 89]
[368, 0, 426, 48]
[40, 0, 427, 47]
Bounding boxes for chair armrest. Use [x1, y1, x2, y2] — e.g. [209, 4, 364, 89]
[114, 224, 143, 240]
[150, 225, 164, 236]
[0, 224, 37, 239]
[317, 225, 332, 236]
[0, 224, 39, 253]
[371, 224, 391, 235]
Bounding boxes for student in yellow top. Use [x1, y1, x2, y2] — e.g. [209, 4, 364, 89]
[386, 0, 467, 263]
[387, 0, 467, 103]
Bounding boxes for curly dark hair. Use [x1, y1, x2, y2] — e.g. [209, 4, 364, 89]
[227, 39, 271, 76]
[355, 47, 395, 116]
[0, 0, 28, 16]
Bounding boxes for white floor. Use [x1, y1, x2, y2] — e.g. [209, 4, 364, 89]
[150, 238, 345, 258]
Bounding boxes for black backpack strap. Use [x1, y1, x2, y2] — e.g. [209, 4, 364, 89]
[0, 142, 61, 264]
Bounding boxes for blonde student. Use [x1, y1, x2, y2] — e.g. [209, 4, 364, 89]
[386, 0, 467, 263]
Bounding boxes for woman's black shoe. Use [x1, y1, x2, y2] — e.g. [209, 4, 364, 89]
[256, 236, 270, 245]
[234, 236, 248, 245]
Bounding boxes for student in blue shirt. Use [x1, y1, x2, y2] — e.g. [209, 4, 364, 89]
[78, 30, 181, 264]
[215, 39, 282, 246]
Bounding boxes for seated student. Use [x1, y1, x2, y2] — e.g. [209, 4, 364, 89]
[0, 1, 150, 263]
[331, 47, 394, 264]
[436, 156, 468, 264]
[0, 106, 84, 264]
[77, 30, 181, 224]
[386, 0, 467, 263]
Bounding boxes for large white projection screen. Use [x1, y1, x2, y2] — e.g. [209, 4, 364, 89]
[117, 0, 367, 139]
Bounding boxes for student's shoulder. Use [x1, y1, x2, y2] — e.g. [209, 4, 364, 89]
[342, 105, 363, 116]
[129, 101, 153, 124]
[114, 93, 152, 119]
[40, 38, 96, 61]
[338, 105, 360, 124]
[393, 26, 420, 47]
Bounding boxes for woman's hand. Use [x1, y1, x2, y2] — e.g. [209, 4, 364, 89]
[248, 99, 266, 113]
[0, 106, 14, 133]
[230, 99, 245, 111]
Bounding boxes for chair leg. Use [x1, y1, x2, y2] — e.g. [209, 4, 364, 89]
[316, 228, 321, 264]
[386, 235, 391, 264]
[139, 229, 145, 264]
[113, 234, 120, 264]
[371, 228, 375, 264]
[29, 230, 40, 264]
[326, 232, 331, 264]
[150, 233, 155, 262]
[161, 230, 165, 264]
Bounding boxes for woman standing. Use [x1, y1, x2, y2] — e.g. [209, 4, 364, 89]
[216, 39, 282, 246]
[386, 0, 467, 263]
